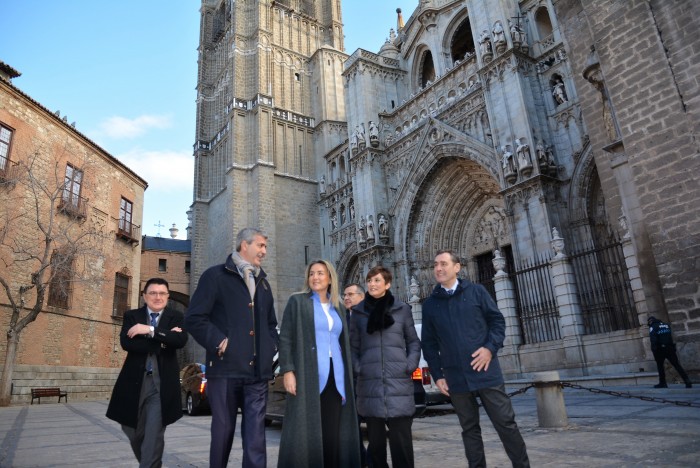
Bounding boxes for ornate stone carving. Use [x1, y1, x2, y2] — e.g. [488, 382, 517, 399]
[409, 276, 420, 302]
[492, 249, 507, 276]
[492, 21, 506, 54]
[515, 137, 533, 178]
[366, 214, 375, 242]
[369, 120, 379, 147]
[501, 144, 517, 184]
[479, 30, 493, 63]
[551, 227, 566, 258]
[378, 214, 389, 239]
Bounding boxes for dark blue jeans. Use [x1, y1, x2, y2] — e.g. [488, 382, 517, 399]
[207, 377, 268, 468]
[451, 384, 529, 468]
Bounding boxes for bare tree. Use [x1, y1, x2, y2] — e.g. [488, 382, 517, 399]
[0, 142, 109, 406]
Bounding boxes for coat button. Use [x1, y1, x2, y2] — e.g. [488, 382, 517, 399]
[249, 361, 254, 366]
[249, 330, 255, 336]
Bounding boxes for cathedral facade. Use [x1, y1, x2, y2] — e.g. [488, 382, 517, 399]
[192, 0, 699, 379]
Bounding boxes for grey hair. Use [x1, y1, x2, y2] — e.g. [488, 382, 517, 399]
[236, 228, 267, 252]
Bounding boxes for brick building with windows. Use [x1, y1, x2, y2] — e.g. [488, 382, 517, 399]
[0, 62, 148, 403]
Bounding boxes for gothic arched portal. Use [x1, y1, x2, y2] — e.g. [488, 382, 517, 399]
[402, 157, 507, 299]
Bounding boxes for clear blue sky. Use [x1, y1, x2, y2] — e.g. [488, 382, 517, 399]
[1, 1, 418, 238]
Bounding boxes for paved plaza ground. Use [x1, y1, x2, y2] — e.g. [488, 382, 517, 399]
[0, 384, 698, 467]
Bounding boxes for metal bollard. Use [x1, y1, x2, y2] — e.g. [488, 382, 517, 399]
[533, 371, 568, 427]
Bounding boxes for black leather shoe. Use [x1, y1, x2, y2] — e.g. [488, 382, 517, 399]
[686, 383, 693, 388]
[654, 383, 667, 388]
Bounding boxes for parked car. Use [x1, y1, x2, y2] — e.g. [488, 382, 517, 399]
[264, 359, 427, 425]
[414, 324, 451, 406]
[180, 362, 210, 416]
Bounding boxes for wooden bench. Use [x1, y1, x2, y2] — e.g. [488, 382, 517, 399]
[30, 387, 67, 404]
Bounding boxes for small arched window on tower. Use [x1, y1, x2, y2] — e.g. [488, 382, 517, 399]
[294, 73, 301, 82]
[420, 50, 436, 88]
[535, 7, 554, 41]
[450, 18, 475, 64]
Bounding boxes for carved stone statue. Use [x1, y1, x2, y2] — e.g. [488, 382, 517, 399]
[357, 216, 366, 243]
[366, 215, 375, 240]
[516, 138, 531, 168]
[553, 80, 567, 105]
[356, 124, 366, 150]
[551, 227, 566, 258]
[378, 214, 388, 237]
[349, 199, 355, 220]
[516, 138, 533, 177]
[501, 144, 516, 183]
[509, 19, 526, 46]
[492, 21, 506, 52]
[319, 175, 326, 194]
[409, 276, 420, 302]
[479, 30, 492, 58]
[369, 120, 379, 148]
[330, 211, 337, 230]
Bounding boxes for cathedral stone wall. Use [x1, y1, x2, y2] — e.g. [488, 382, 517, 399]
[553, 0, 700, 371]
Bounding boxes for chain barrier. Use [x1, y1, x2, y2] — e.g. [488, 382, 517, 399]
[507, 384, 534, 397]
[421, 381, 697, 418]
[556, 381, 700, 408]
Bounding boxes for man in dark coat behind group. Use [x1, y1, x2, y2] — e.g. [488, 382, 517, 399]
[422, 250, 529, 468]
[185, 227, 279, 468]
[107, 277, 188, 468]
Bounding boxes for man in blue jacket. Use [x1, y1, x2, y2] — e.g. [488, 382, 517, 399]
[186, 228, 279, 468]
[421, 250, 529, 468]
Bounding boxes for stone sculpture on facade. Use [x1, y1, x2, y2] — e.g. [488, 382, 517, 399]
[369, 120, 379, 148]
[349, 198, 355, 220]
[319, 175, 326, 194]
[378, 214, 389, 239]
[536, 140, 556, 175]
[509, 19, 526, 48]
[553, 79, 568, 105]
[492, 21, 506, 53]
[492, 249, 506, 276]
[356, 124, 366, 150]
[330, 210, 337, 230]
[340, 204, 346, 226]
[366, 215, 375, 241]
[357, 216, 367, 246]
[479, 30, 493, 62]
[409, 276, 420, 303]
[551, 227, 566, 258]
[516, 138, 533, 178]
[501, 144, 517, 184]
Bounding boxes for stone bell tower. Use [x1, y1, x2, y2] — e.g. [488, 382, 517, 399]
[191, 0, 345, 309]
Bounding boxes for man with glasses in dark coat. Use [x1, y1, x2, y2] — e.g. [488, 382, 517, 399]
[107, 278, 187, 468]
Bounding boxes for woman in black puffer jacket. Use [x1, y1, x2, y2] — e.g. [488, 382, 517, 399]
[350, 265, 421, 468]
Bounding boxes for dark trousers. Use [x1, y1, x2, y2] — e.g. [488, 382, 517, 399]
[207, 377, 268, 468]
[122, 373, 166, 468]
[451, 384, 529, 468]
[320, 361, 342, 468]
[365, 416, 414, 468]
[654, 345, 691, 385]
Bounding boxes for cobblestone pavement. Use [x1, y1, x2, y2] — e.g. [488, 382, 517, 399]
[0, 385, 698, 467]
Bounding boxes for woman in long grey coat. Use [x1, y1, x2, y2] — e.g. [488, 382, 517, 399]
[350, 265, 421, 468]
[277, 260, 360, 468]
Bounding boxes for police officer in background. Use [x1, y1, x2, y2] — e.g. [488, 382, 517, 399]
[648, 316, 692, 389]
